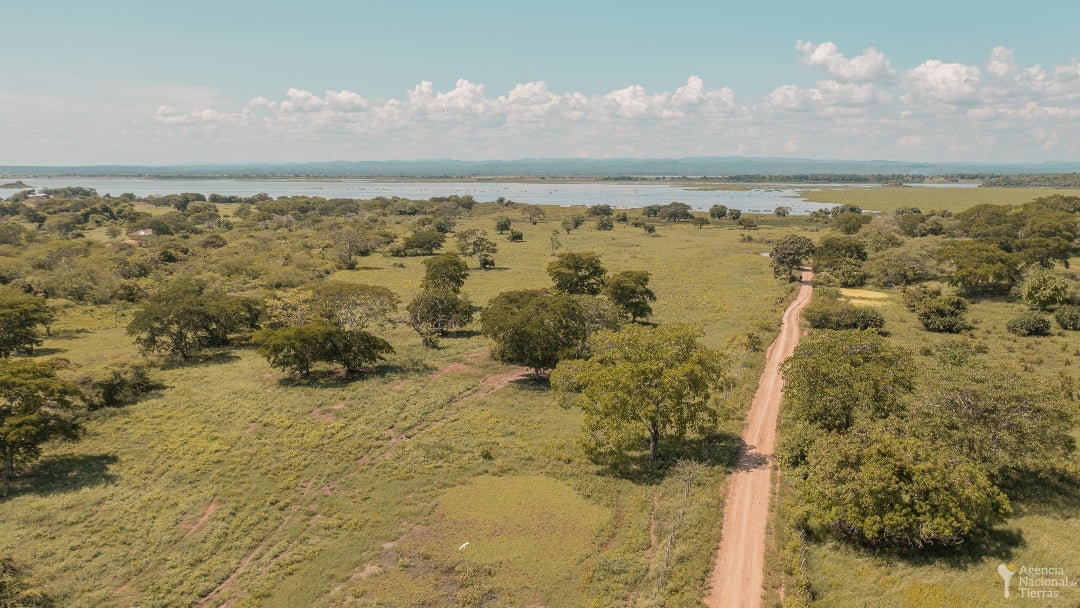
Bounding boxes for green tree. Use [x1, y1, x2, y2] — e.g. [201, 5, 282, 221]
[456, 229, 499, 269]
[803, 423, 1010, 548]
[0, 359, 84, 480]
[495, 216, 512, 233]
[587, 204, 614, 217]
[864, 246, 934, 287]
[1017, 211, 1079, 267]
[1018, 266, 1073, 310]
[605, 270, 657, 322]
[252, 323, 393, 376]
[832, 212, 871, 235]
[403, 289, 474, 348]
[803, 299, 885, 331]
[551, 324, 726, 461]
[399, 228, 446, 255]
[547, 251, 607, 295]
[774, 206, 791, 217]
[770, 234, 815, 280]
[0, 287, 54, 358]
[127, 276, 260, 359]
[935, 241, 1021, 296]
[421, 254, 470, 293]
[910, 369, 1076, 483]
[954, 204, 1024, 251]
[708, 204, 728, 219]
[481, 290, 621, 374]
[782, 330, 914, 435]
[523, 206, 547, 225]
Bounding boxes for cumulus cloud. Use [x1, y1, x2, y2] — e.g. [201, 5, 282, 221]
[796, 41, 895, 82]
[903, 59, 981, 104]
[24, 44, 1071, 164]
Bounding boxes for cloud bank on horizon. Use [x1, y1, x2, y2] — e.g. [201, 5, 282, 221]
[7, 42, 1080, 165]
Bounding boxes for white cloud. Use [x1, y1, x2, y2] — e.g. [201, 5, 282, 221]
[796, 41, 895, 82]
[903, 59, 981, 104]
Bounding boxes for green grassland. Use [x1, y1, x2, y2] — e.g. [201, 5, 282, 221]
[800, 187, 1076, 214]
[1, 207, 802, 606]
[778, 272, 1080, 607]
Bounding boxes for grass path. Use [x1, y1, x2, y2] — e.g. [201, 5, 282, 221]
[704, 269, 813, 608]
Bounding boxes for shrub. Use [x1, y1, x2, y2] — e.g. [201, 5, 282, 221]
[1018, 266, 1072, 311]
[507, 229, 524, 242]
[595, 216, 614, 230]
[1055, 304, 1080, 330]
[916, 295, 972, 333]
[803, 299, 884, 331]
[78, 364, 159, 409]
[1006, 311, 1052, 336]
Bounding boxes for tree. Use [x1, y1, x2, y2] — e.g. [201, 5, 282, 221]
[421, 254, 470, 293]
[595, 217, 614, 231]
[547, 251, 607, 295]
[398, 228, 446, 255]
[935, 241, 1021, 296]
[523, 206, 547, 225]
[659, 202, 693, 222]
[495, 216, 512, 233]
[456, 229, 499, 269]
[803, 423, 1010, 548]
[1018, 266, 1072, 310]
[954, 204, 1024, 251]
[605, 270, 657, 322]
[864, 246, 934, 287]
[728, 209, 742, 220]
[642, 205, 661, 218]
[252, 323, 393, 376]
[481, 290, 621, 374]
[1017, 211, 1079, 267]
[0, 287, 54, 358]
[815, 235, 867, 270]
[709, 204, 728, 219]
[909, 368, 1076, 483]
[0, 359, 84, 480]
[587, 204, 614, 217]
[915, 295, 971, 333]
[832, 212, 871, 235]
[774, 206, 791, 217]
[310, 282, 399, 330]
[404, 289, 474, 348]
[508, 229, 524, 241]
[782, 330, 914, 435]
[551, 324, 726, 461]
[770, 235, 815, 280]
[127, 276, 260, 359]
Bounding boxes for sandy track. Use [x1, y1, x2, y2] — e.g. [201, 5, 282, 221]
[704, 269, 813, 608]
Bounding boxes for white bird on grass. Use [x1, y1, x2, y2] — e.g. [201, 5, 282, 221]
[459, 542, 470, 551]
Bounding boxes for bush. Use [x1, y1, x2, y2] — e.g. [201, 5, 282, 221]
[1018, 266, 1072, 311]
[1006, 311, 1052, 336]
[507, 229, 524, 242]
[916, 295, 972, 333]
[1055, 304, 1080, 330]
[803, 299, 884, 331]
[78, 364, 159, 409]
[595, 216, 614, 230]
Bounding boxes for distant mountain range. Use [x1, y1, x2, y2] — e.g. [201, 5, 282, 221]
[2, 157, 1079, 178]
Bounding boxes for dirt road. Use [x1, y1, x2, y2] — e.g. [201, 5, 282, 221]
[704, 269, 813, 608]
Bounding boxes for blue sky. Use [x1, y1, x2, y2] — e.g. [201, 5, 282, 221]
[3, 0, 1079, 164]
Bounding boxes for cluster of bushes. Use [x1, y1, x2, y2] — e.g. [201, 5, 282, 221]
[802, 289, 884, 331]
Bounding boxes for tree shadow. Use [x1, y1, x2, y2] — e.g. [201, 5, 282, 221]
[879, 526, 1026, 569]
[1001, 470, 1080, 519]
[510, 374, 550, 391]
[598, 431, 742, 486]
[374, 357, 436, 376]
[3, 453, 118, 501]
[160, 350, 240, 370]
[445, 329, 481, 339]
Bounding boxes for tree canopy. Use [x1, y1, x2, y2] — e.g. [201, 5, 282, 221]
[481, 290, 621, 374]
[252, 323, 393, 376]
[604, 270, 657, 322]
[552, 323, 726, 461]
[547, 251, 607, 295]
[421, 254, 470, 293]
[0, 287, 53, 359]
[770, 235, 815, 280]
[0, 359, 84, 479]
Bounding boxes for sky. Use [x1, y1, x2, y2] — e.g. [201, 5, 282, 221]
[2, 0, 1079, 165]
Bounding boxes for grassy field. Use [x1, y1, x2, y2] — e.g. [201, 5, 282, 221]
[778, 274, 1080, 608]
[800, 186, 1077, 213]
[1, 207, 803, 606]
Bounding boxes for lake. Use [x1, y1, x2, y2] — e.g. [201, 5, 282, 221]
[3, 177, 842, 214]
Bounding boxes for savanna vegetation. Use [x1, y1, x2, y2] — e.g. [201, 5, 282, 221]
[770, 191, 1080, 608]
[0, 185, 806, 607]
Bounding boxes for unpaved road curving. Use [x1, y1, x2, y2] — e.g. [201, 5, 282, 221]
[704, 269, 813, 608]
